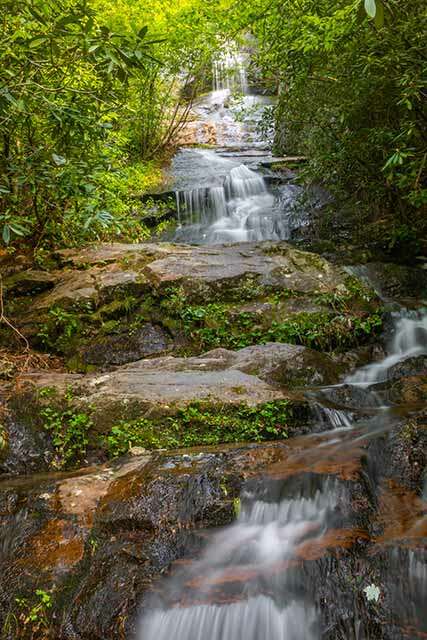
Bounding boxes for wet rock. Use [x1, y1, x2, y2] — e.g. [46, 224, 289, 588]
[228, 342, 338, 387]
[32, 270, 99, 310]
[3, 241, 380, 366]
[0, 444, 276, 639]
[44, 241, 353, 302]
[17, 347, 288, 413]
[0, 416, 53, 475]
[80, 323, 172, 366]
[388, 355, 427, 381]
[4, 270, 57, 296]
[55, 242, 174, 268]
[12, 342, 334, 425]
[349, 262, 427, 301]
[144, 242, 348, 297]
[32, 264, 148, 311]
[0, 422, 425, 640]
[389, 374, 427, 407]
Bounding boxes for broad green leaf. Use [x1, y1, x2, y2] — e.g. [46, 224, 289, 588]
[374, 0, 384, 27]
[2, 225, 10, 244]
[364, 0, 377, 18]
[52, 153, 67, 166]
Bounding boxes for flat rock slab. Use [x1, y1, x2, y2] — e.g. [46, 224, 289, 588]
[22, 242, 350, 311]
[143, 242, 343, 292]
[18, 343, 335, 411]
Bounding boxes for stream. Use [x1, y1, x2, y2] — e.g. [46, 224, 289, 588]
[0, 48, 426, 640]
[170, 52, 309, 244]
[138, 309, 427, 640]
[135, 52, 427, 639]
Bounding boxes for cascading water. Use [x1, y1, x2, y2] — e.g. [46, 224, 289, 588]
[315, 307, 427, 430]
[140, 477, 343, 640]
[212, 49, 248, 94]
[174, 157, 289, 243]
[170, 44, 295, 244]
[347, 309, 427, 387]
[139, 308, 427, 639]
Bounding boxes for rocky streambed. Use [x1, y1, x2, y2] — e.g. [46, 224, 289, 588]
[1, 70, 427, 640]
[0, 235, 426, 640]
[1, 240, 382, 472]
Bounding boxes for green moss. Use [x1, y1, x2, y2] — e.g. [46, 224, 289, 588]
[105, 400, 292, 457]
[172, 299, 383, 352]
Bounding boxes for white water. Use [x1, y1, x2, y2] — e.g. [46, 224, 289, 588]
[139, 310, 427, 640]
[146, 43, 427, 639]
[346, 309, 427, 387]
[172, 44, 290, 244]
[212, 49, 248, 94]
[142, 598, 318, 640]
[174, 157, 280, 243]
[140, 478, 341, 640]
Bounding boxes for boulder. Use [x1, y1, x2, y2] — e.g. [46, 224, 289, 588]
[3, 241, 381, 365]
[79, 323, 173, 366]
[348, 262, 427, 301]
[17, 342, 337, 415]
[2, 342, 342, 471]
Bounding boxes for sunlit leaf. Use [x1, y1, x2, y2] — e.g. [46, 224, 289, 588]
[364, 0, 377, 18]
[52, 153, 67, 166]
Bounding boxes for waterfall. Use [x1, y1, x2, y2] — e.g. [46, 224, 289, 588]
[346, 309, 427, 387]
[139, 477, 343, 640]
[212, 49, 248, 94]
[139, 308, 427, 640]
[173, 151, 291, 244]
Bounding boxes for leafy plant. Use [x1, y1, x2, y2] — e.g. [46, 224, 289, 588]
[106, 401, 291, 457]
[15, 589, 53, 637]
[0, 0, 156, 247]
[40, 387, 93, 467]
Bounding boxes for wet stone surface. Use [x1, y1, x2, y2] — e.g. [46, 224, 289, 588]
[0, 420, 425, 640]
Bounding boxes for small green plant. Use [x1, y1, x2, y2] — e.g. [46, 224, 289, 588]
[106, 401, 291, 457]
[15, 589, 52, 636]
[175, 299, 383, 353]
[37, 306, 82, 352]
[40, 387, 93, 467]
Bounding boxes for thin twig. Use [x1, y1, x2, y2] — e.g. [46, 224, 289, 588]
[0, 276, 30, 352]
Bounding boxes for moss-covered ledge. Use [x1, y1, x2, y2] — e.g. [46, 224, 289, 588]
[4, 342, 337, 471]
[1, 242, 383, 373]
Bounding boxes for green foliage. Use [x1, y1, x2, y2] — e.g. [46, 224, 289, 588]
[37, 307, 83, 352]
[239, 0, 427, 255]
[14, 590, 52, 637]
[106, 400, 291, 457]
[166, 296, 382, 352]
[0, 0, 157, 247]
[40, 386, 93, 467]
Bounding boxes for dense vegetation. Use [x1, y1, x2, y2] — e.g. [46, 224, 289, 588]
[0, 0, 218, 248]
[1, 0, 426, 255]
[246, 0, 427, 258]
